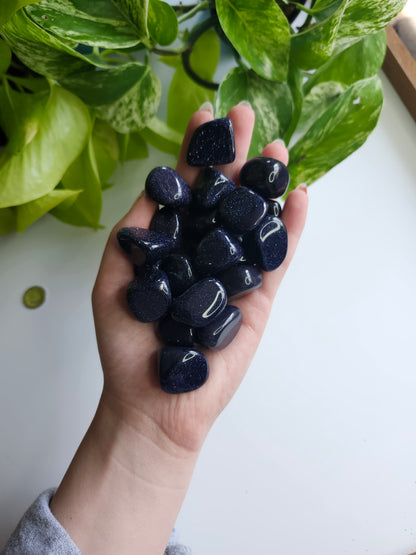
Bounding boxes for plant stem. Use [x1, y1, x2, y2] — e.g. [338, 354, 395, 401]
[286, 1, 320, 14]
[178, 1, 210, 24]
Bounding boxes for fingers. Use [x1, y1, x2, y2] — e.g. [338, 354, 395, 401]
[262, 140, 289, 166]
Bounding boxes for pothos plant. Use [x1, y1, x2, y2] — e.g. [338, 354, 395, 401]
[0, 0, 406, 233]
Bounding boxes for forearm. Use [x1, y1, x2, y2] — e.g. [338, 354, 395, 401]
[50, 392, 198, 555]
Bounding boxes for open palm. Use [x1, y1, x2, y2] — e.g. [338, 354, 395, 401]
[92, 104, 308, 455]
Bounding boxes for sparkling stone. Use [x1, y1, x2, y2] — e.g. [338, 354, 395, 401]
[267, 199, 282, 218]
[157, 315, 194, 347]
[184, 205, 218, 240]
[145, 166, 191, 207]
[239, 157, 289, 199]
[117, 227, 175, 266]
[159, 347, 209, 394]
[160, 254, 195, 297]
[170, 278, 227, 327]
[187, 118, 235, 166]
[243, 216, 288, 271]
[126, 268, 171, 322]
[194, 228, 243, 276]
[150, 207, 182, 247]
[196, 305, 242, 350]
[218, 187, 267, 234]
[194, 167, 235, 208]
[217, 264, 263, 299]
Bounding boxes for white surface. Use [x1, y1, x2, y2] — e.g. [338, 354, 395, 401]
[1, 72, 416, 554]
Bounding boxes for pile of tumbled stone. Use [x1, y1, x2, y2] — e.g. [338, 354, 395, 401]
[117, 118, 289, 394]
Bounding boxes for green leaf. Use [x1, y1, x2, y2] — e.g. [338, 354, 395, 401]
[0, 85, 91, 208]
[25, 0, 140, 49]
[0, 0, 41, 25]
[1, 9, 92, 79]
[118, 132, 148, 161]
[111, 0, 149, 42]
[140, 116, 181, 157]
[288, 76, 383, 188]
[148, 0, 178, 46]
[167, 28, 220, 134]
[337, 0, 407, 40]
[51, 137, 102, 229]
[216, 0, 290, 81]
[284, 61, 303, 144]
[290, 0, 350, 69]
[304, 31, 386, 94]
[0, 207, 16, 235]
[16, 188, 81, 232]
[297, 81, 346, 133]
[0, 39, 12, 76]
[215, 66, 293, 158]
[91, 119, 120, 185]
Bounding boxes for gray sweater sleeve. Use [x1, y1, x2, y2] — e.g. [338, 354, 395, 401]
[1, 488, 191, 555]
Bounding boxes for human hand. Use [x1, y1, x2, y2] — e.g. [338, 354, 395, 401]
[92, 103, 308, 455]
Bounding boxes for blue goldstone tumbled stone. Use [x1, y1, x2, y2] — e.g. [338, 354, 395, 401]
[218, 187, 267, 234]
[117, 227, 175, 266]
[239, 157, 289, 199]
[187, 118, 235, 166]
[150, 207, 182, 247]
[184, 205, 218, 240]
[159, 347, 209, 394]
[126, 268, 171, 322]
[217, 264, 263, 299]
[145, 166, 192, 207]
[243, 215, 288, 271]
[267, 199, 282, 218]
[194, 167, 235, 208]
[196, 305, 242, 350]
[160, 254, 195, 297]
[170, 278, 227, 327]
[194, 227, 243, 276]
[157, 315, 194, 347]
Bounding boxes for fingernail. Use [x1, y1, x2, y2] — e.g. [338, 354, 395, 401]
[199, 101, 213, 112]
[296, 183, 308, 194]
[237, 100, 252, 109]
[273, 138, 286, 147]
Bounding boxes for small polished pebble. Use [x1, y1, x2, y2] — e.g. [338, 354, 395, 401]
[157, 315, 194, 347]
[170, 278, 227, 327]
[239, 157, 289, 199]
[126, 268, 171, 322]
[267, 199, 282, 218]
[150, 207, 182, 247]
[194, 167, 235, 208]
[145, 166, 192, 207]
[196, 305, 242, 350]
[218, 187, 267, 234]
[243, 215, 288, 271]
[159, 347, 209, 393]
[184, 205, 218, 239]
[217, 264, 263, 299]
[117, 227, 175, 266]
[160, 253, 195, 296]
[187, 118, 236, 166]
[194, 227, 243, 275]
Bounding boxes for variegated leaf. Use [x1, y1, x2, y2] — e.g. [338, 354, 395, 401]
[16, 188, 81, 231]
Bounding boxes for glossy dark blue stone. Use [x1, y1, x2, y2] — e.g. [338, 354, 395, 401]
[157, 315, 194, 347]
[218, 187, 267, 234]
[117, 227, 175, 266]
[150, 207, 182, 247]
[267, 199, 282, 218]
[217, 264, 263, 299]
[194, 167, 235, 208]
[194, 228, 243, 275]
[239, 157, 289, 199]
[243, 215, 288, 271]
[196, 305, 242, 350]
[170, 278, 227, 327]
[145, 166, 191, 207]
[187, 118, 235, 167]
[126, 268, 171, 322]
[184, 205, 218, 240]
[159, 347, 209, 394]
[160, 254, 195, 296]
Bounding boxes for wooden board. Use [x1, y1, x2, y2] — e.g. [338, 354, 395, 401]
[383, 23, 416, 122]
